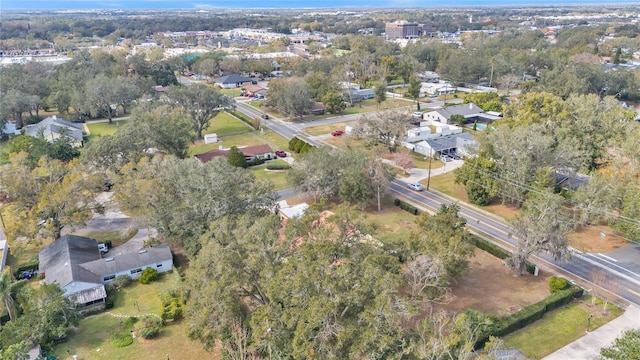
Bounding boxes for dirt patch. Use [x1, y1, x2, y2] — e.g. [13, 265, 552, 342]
[483, 200, 521, 220]
[436, 248, 550, 317]
[568, 225, 629, 253]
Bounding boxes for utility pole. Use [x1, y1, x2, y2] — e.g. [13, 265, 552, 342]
[426, 147, 433, 190]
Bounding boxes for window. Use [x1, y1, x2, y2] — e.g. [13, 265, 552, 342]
[130, 268, 142, 274]
[156, 264, 163, 268]
[103, 274, 115, 281]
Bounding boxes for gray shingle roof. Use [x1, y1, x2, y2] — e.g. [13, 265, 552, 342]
[81, 244, 172, 277]
[425, 132, 476, 152]
[39, 235, 103, 289]
[215, 74, 251, 84]
[24, 116, 84, 143]
[432, 103, 484, 119]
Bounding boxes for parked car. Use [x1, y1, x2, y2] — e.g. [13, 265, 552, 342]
[450, 153, 460, 160]
[412, 112, 423, 119]
[275, 150, 287, 158]
[406, 183, 423, 191]
[98, 243, 108, 254]
[441, 155, 451, 162]
[331, 130, 345, 136]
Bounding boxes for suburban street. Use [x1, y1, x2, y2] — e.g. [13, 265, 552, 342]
[389, 180, 640, 307]
[236, 94, 640, 308]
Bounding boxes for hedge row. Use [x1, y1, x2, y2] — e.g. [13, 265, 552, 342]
[288, 136, 315, 154]
[491, 285, 583, 338]
[470, 235, 536, 275]
[266, 163, 291, 170]
[229, 110, 256, 128]
[394, 198, 420, 216]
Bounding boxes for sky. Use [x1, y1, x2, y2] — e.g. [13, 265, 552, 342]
[2, 0, 639, 10]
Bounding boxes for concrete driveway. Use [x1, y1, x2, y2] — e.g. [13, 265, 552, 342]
[62, 192, 154, 256]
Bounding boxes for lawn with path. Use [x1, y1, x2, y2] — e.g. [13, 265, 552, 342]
[51, 271, 211, 359]
[504, 297, 623, 359]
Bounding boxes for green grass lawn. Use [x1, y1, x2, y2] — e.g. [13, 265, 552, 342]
[0, 140, 10, 165]
[86, 121, 127, 140]
[204, 111, 253, 136]
[504, 297, 623, 359]
[51, 271, 211, 359]
[189, 132, 269, 156]
[250, 160, 290, 190]
[302, 122, 349, 136]
[365, 195, 419, 244]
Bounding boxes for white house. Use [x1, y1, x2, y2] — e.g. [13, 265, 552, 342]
[423, 103, 501, 125]
[0, 228, 8, 273]
[24, 116, 84, 146]
[418, 71, 441, 83]
[39, 235, 173, 307]
[420, 81, 456, 97]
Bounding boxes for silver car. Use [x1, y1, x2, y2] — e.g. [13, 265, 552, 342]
[407, 183, 424, 191]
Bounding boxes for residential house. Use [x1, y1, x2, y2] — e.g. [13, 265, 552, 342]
[310, 102, 326, 115]
[195, 144, 275, 163]
[214, 74, 252, 89]
[24, 116, 84, 146]
[242, 84, 267, 98]
[423, 103, 501, 125]
[420, 82, 456, 97]
[418, 71, 441, 83]
[412, 132, 477, 158]
[39, 235, 172, 307]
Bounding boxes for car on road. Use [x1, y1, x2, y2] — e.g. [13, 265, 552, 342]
[261, 114, 269, 119]
[331, 130, 345, 136]
[275, 150, 287, 157]
[406, 183, 424, 191]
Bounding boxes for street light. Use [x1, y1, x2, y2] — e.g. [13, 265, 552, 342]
[426, 147, 433, 190]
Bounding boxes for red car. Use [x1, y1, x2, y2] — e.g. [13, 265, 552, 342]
[331, 130, 345, 136]
[275, 150, 287, 158]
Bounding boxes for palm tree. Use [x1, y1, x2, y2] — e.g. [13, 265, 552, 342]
[0, 268, 25, 322]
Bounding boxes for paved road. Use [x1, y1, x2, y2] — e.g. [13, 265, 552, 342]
[390, 181, 640, 307]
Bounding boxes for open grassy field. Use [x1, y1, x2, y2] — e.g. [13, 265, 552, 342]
[504, 297, 623, 359]
[51, 271, 212, 359]
[301, 122, 350, 136]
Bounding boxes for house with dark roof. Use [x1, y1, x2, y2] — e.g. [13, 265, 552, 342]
[195, 144, 275, 163]
[423, 103, 501, 125]
[214, 74, 252, 89]
[24, 115, 84, 146]
[413, 132, 477, 158]
[39, 235, 172, 307]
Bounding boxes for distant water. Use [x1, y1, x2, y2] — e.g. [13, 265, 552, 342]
[3, 0, 639, 10]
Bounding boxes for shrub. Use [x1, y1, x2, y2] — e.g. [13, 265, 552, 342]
[288, 137, 300, 151]
[293, 138, 304, 153]
[110, 331, 134, 347]
[113, 275, 132, 289]
[300, 142, 312, 154]
[549, 276, 570, 293]
[161, 290, 186, 321]
[124, 316, 139, 327]
[139, 268, 159, 284]
[394, 198, 401, 206]
[105, 240, 112, 249]
[105, 296, 115, 310]
[136, 317, 163, 339]
[227, 146, 248, 168]
[397, 199, 420, 216]
[266, 163, 291, 170]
